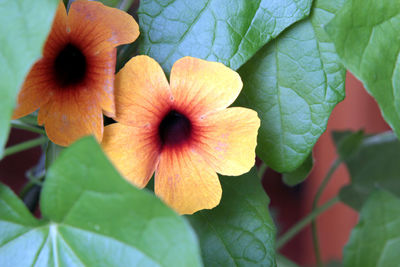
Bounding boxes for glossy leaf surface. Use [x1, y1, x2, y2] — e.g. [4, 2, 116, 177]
[138, 0, 312, 73]
[188, 168, 276, 267]
[236, 0, 346, 171]
[326, 0, 400, 138]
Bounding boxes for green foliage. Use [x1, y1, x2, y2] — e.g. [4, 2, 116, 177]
[138, 0, 312, 74]
[276, 255, 299, 267]
[0, 137, 202, 267]
[236, 0, 346, 172]
[332, 130, 364, 160]
[326, 0, 400, 139]
[0, 0, 58, 158]
[188, 168, 276, 267]
[95, 0, 135, 10]
[343, 190, 400, 267]
[334, 132, 400, 211]
[282, 153, 314, 186]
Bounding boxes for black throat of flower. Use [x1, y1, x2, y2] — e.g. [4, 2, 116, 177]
[54, 43, 87, 87]
[158, 110, 192, 147]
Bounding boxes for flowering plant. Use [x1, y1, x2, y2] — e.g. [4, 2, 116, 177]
[1, 0, 400, 266]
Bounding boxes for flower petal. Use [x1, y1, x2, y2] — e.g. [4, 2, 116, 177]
[12, 60, 53, 119]
[155, 147, 222, 214]
[38, 88, 103, 146]
[113, 55, 172, 127]
[194, 107, 260, 176]
[169, 57, 243, 117]
[102, 123, 160, 188]
[68, 0, 139, 54]
[43, 1, 68, 58]
[87, 48, 117, 117]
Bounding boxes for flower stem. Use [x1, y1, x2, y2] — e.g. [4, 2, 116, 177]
[258, 162, 268, 179]
[11, 120, 46, 135]
[276, 196, 340, 249]
[311, 159, 341, 267]
[3, 137, 47, 157]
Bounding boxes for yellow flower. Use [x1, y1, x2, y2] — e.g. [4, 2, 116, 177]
[102, 56, 260, 214]
[13, 0, 139, 146]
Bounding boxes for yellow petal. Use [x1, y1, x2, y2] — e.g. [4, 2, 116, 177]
[102, 123, 160, 188]
[194, 107, 260, 176]
[155, 147, 222, 215]
[169, 57, 243, 117]
[113, 55, 172, 127]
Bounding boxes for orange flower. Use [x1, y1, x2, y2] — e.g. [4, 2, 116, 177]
[102, 56, 260, 214]
[13, 0, 139, 146]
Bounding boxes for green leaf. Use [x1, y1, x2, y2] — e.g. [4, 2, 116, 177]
[326, 0, 400, 139]
[282, 153, 313, 186]
[0, 0, 58, 158]
[335, 132, 400, 211]
[0, 137, 202, 267]
[331, 130, 364, 161]
[138, 0, 312, 73]
[94, 0, 135, 10]
[187, 168, 277, 267]
[276, 254, 299, 267]
[235, 0, 346, 172]
[343, 190, 400, 267]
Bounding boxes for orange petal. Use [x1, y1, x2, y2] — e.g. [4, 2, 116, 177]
[43, 1, 68, 58]
[87, 48, 117, 116]
[68, 0, 139, 54]
[113, 55, 172, 126]
[102, 123, 160, 188]
[12, 60, 53, 119]
[38, 87, 103, 146]
[194, 107, 260, 176]
[169, 57, 243, 117]
[155, 147, 222, 214]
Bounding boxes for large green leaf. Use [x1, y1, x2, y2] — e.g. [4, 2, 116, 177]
[326, 0, 400, 139]
[0, 0, 58, 157]
[343, 190, 400, 267]
[334, 131, 400, 211]
[188, 168, 276, 267]
[138, 0, 312, 73]
[0, 137, 202, 267]
[236, 0, 346, 172]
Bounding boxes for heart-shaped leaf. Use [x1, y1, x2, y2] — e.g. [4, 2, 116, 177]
[236, 0, 346, 172]
[138, 0, 312, 73]
[0, 0, 58, 157]
[326, 0, 400, 139]
[0, 137, 202, 267]
[187, 168, 276, 267]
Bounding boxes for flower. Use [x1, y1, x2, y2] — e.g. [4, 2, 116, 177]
[102, 56, 260, 214]
[13, 0, 139, 146]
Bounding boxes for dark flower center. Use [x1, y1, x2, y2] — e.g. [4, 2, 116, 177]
[54, 43, 87, 86]
[159, 110, 192, 146]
